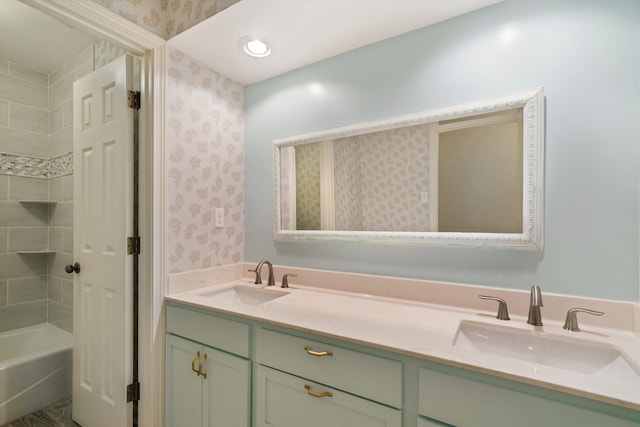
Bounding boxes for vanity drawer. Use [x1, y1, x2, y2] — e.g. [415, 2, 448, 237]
[166, 305, 249, 357]
[256, 328, 402, 408]
[256, 366, 402, 427]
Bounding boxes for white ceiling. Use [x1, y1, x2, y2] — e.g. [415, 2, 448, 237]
[0, 0, 96, 73]
[168, 0, 503, 85]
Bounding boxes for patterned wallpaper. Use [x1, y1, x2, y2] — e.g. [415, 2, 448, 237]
[290, 125, 431, 232]
[359, 125, 430, 232]
[90, 0, 240, 39]
[166, 47, 244, 273]
[294, 142, 321, 230]
[334, 137, 362, 230]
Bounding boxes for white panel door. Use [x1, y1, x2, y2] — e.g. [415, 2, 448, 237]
[72, 54, 134, 427]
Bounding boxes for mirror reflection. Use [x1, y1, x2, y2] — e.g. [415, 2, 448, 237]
[274, 88, 544, 249]
[283, 109, 523, 234]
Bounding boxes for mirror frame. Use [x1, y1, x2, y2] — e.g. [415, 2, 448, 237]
[273, 87, 544, 250]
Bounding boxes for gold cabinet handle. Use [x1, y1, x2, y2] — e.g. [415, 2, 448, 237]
[198, 353, 207, 379]
[191, 351, 201, 376]
[304, 384, 333, 398]
[304, 346, 333, 357]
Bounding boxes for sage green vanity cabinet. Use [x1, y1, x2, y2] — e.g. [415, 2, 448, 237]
[165, 302, 640, 427]
[165, 306, 251, 427]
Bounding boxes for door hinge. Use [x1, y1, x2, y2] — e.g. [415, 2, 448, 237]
[127, 382, 140, 402]
[127, 236, 141, 255]
[127, 90, 141, 110]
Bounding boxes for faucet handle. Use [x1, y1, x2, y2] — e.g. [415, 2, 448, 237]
[563, 308, 604, 332]
[281, 274, 297, 289]
[248, 268, 262, 284]
[479, 295, 510, 320]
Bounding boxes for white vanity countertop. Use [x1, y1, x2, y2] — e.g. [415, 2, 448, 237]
[166, 264, 640, 412]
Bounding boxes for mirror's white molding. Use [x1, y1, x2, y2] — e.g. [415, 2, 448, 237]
[20, 1, 167, 425]
[274, 87, 545, 250]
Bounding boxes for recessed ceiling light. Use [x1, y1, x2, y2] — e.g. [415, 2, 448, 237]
[240, 37, 271, 58]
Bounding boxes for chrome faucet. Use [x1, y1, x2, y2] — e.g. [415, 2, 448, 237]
[250, 260, 276, 287]
[527, 285, 543, 326]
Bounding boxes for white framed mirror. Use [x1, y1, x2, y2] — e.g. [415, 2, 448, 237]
[273, 87, 544, 250]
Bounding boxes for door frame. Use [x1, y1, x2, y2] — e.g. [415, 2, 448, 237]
[21, 1, 167, 426]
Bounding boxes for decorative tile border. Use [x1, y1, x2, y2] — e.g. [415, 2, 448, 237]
[0, 152, 73, 178]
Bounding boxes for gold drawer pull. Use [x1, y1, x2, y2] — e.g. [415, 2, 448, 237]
[191, 351, 201, 376]
[304, 346, 333, 357]
[198, 353, 208, 379]
[304, 384, 333, 398]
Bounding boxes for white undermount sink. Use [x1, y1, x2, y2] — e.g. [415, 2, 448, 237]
[454, 321, 640, 385]
[199, 285, 289, 306]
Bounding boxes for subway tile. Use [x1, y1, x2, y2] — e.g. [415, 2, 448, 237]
[8, 275, 47, 303]
[49, 200, 73, 226]
[0, 125, 49, 157]
[63, 100, 73, 128]
[9, 103, 49, 134]
[0, 227, 6, 252]
[0, 300, 47, 332]
[0, 253, 48, 280]
[47, 251, 73, 279]
[50, 105, 64, 133]
[63, 175, 74, 201]
[49, 175, 73, 202]
[0, 100, 7, 126]
[48, 275, 63, 303]
[50, 176, 65, 201]
[0, 74, 48, 109]
[0, 280, 6, 305]
[76, 60, 94, 80]
[0, 201, 49, 226]
[8, 227, 48, 251]
[8, 176, 49, 201]
[61, 278, 73, 306]
[64, 46, 94, 76]
[48, 300, 72, 333]
[50, 126, 73, 157]
[50, 73, 74, 109]
[49, 226, 64, 251]
[62, 226, 73, 253]
[9, 63, 49, 86]
[0, 175, 7, 200]
[49, 65, 65, 86]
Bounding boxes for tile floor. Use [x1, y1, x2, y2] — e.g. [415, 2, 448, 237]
[2, 398, 80, 427]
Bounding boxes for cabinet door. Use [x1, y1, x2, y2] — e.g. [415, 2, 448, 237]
[166, 335, 203, 427]
[256, 366, 401, 427]
[201, 346, 251, 427]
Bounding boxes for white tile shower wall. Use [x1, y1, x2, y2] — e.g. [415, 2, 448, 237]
[167, 47, 244, 273]
[89, 0, 240, 39]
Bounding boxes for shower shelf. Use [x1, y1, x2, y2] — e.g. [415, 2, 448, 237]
[18, 200, 58, 204]
[17, 250, 56, 254]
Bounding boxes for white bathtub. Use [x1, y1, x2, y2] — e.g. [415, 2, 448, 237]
[0, 323, 72, 425]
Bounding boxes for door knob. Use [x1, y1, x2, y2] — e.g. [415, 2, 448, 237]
[65, 263, 81, 274]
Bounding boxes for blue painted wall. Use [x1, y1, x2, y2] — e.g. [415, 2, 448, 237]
[244, 0, 640, 301]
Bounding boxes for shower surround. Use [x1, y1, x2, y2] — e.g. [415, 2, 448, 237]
[0, 41, 125, 334]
